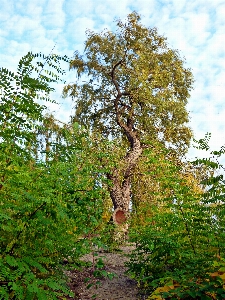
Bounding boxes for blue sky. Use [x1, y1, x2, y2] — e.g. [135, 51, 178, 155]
[1, 0, 225, 165]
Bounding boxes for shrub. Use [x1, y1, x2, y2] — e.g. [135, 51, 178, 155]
[0, 53, 108, 299]
[126, 135, 225, 299]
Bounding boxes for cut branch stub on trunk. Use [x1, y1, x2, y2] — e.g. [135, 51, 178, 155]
[112, 208, 129, 241]
[113, 208, 127, 225]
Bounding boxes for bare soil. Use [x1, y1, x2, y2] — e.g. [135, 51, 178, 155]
[65, 244, 148, 300]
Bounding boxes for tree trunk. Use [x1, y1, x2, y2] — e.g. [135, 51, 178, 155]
[108, 60, 144, 226]
[107, 60, 143, 230]
[107, 135, 143, 224]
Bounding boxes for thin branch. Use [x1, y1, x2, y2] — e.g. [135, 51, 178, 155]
[111, 60, 123, 96]
[37, 44, 57, 80]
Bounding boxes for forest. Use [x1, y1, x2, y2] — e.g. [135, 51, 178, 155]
[1, 12, 225, 299]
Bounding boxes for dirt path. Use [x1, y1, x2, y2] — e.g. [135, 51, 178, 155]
[65, 244, 147, 300]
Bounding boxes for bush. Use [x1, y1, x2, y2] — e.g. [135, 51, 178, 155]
[0, 53, 108, 299]
[126, 136, 225, 299]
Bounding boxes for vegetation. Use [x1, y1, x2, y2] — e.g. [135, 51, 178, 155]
[127, 135, 225, 299]
[0, 52, 111, 299]
[1, 12, 225, 300]
[63, 12, 194, 220]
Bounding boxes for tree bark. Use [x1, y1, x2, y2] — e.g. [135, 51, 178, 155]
[107, 60, 143, 223]
[107, 137, 143, 213]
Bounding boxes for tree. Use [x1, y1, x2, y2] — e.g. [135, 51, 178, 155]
[63, 12, 194, 223]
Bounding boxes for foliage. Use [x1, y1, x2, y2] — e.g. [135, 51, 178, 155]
[63, 12, 194, 154]
[0, 52, 67, 150]
[126, 134, 225, 299]
[130, 139, 206, 223]
[0, 53, 110, 299]
[63, 12, 195, 219]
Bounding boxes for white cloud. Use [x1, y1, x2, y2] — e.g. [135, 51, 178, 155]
[42, 0, 65, 28]
[6, 15, 41, 37]
[64, 0, 94, 17]
[64, 16, 96, 52]
[93, 0, 131, 19]
[15, 0, 44, 17]
[0, 4, 13, 22]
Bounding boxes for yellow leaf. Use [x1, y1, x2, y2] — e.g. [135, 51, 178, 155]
[210, 271, 220, 277]
[148, 295, 163, 300]
[218, 273, 225, 281]
[148, 285, 174, 300]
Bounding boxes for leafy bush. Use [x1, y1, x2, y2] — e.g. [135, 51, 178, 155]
[126, 136, 225, 299]
[0, 53, 109, 299]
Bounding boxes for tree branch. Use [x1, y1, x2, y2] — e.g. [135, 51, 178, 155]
[111, 60, 131, 135]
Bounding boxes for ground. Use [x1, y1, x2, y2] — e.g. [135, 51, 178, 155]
[65, 244, 149, 300]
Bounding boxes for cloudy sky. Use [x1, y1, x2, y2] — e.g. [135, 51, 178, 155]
[1, 0, 225, 166]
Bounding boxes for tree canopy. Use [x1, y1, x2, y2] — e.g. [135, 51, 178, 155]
[64, 12, 194, 154]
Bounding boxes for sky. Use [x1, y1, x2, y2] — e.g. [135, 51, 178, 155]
[1, 0, 225, 167]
